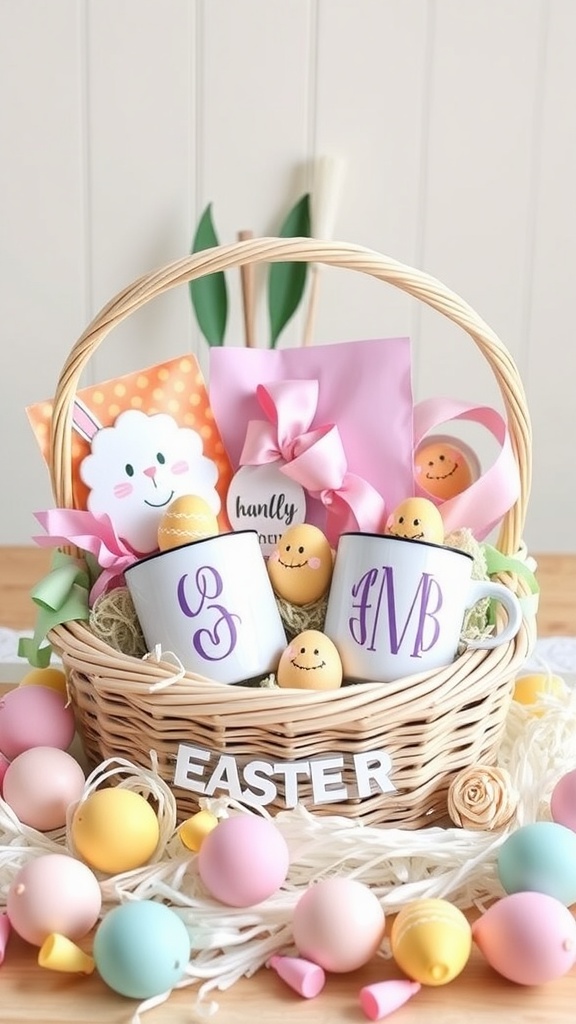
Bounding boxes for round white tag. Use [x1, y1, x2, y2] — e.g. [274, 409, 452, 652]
[226, 464, 307, 556]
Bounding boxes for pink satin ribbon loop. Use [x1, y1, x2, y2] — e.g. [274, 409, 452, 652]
[33, 508, 140, 603]
[413, 397, 520, 539]
[240, 379, 321, 465]
[282, 425, 386, 541]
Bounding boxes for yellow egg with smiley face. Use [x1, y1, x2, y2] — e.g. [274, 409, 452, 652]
[277, 630, 343, 691]
[267, 524, 333, 605]
[385, 497, 445, 545]
[415, 440, 474, 500]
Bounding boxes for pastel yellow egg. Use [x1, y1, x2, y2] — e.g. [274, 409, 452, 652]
[157, 494, 219, 551]
[390, 898, 472, 986]
[277, 629, 342, 691]
[178, 810, 219, 852]
[19, 666, 67, 696]
[267, 524, 333, 605]
[385, 497, 445, 545]
[513, 672, 567, 713]
[71, 788, 160, 874]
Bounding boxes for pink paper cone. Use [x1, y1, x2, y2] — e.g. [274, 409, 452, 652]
[268, 954, 326, 998]
[0, 913, 12, 965]
[359, 979, 421, 1020]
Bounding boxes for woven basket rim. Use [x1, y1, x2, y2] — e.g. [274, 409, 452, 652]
[50, 610, 535, 713]
[48, 236, 531, 557]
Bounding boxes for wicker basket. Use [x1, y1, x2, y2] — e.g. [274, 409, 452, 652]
[48, 237, 536, 829]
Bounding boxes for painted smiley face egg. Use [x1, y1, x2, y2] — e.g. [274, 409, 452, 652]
[277, 630, 343, 691]
[415, 440, 474, 500]
[267, 524, 333, 605]
[385, 497, 445, 545]
[157, 493, 220, 551]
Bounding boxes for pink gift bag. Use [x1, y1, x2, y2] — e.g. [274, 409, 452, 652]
[210, 338, 415, 548]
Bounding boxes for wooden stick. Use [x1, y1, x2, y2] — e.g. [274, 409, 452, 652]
[301, 156, 347, 346]
[302, 265, 321, 346]
[237, 229, 256, 347]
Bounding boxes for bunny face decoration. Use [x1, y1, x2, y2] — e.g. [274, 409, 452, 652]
[77, 407, 220, 554]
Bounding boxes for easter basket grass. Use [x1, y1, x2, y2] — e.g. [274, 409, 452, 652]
[47, 237, 536, 829]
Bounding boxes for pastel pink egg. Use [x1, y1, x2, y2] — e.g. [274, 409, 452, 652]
[0, 685, 75, 759]
[7, 853, 102, 946]
[293, 877, 386, 973]
[0, 752, 10, 796]
[3, 746, 85, 831]
[472, 891, 576, 985]
[550, 769, 576, 832]
[198, 814, 290, 907]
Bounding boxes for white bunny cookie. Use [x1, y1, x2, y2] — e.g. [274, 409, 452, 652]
[78, 408, 220, 554]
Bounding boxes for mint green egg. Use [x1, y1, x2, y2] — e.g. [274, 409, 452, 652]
[497, 821, 576, 906]
[93, 900, 191, 999]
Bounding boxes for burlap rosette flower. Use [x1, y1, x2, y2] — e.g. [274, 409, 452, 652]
[447, 764, 519, 831]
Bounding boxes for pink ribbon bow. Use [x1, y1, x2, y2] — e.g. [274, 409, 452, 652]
[239, 379, 322, 466]
[281, 423, 386, 544]
[239, 379, 386, 544]
[33, 508, 141, 604]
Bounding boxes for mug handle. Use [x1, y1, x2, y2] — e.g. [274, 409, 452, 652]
[463, 580, 523, 650]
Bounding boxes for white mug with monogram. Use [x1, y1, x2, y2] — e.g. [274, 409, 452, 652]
[125, 530, 287, 685]
[323, 533, 523, 684]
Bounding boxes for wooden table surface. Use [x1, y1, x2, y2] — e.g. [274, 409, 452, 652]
[0, 547, 575, 1023]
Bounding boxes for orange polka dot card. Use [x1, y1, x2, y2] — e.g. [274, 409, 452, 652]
[27, 355, 233, 553]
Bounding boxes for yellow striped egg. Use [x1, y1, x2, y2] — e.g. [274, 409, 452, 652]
[157, 494, 219, 551]
[390, 898, 472, 986]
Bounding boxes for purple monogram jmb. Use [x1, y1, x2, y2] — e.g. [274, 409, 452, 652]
[177, 565, 241, 663]
[324, 532, 523, 684]
[349, 566, 442, 659]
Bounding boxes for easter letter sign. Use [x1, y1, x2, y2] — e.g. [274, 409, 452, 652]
[174, 743, 396, 809]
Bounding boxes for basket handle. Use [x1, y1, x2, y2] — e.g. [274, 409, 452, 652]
[50, 237, 531, 556]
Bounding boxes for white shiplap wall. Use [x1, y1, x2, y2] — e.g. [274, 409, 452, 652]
[0, 0, 574, 555]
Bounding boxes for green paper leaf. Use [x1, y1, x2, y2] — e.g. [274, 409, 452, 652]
[189, 203, 228, 347]
[17, 550, 91, 668]
[268, 193, 311, 347]
[482, 544, 540, 624]
[482, 545, 540, 594]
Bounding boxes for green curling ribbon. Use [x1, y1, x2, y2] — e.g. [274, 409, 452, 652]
[17, 551, 92, 668]
[482, 544, 540, 624]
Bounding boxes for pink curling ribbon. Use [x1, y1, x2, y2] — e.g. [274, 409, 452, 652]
[282, 423, 386, 544]
[33, 508, 141, 604]
[239, 379, 323, 466]
[413, 398, 520, 540]
[239, 380, 386, 544]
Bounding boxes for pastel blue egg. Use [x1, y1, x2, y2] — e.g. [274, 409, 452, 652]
[497, 821, 576, 906]
[93, 900, 191, 999]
